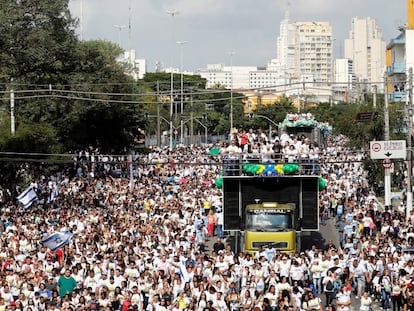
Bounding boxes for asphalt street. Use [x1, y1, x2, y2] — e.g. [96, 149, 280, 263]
[207, 216, 384, 310]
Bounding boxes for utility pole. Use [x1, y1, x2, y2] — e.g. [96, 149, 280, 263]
[156, 81, 161, 146]
[10, 86, 15, 135]
[166, 10, 179, 149]
[177, 40, 189, 145]
[228, 51, 235, 137]
[190, 87, 194, 145]
[384, 73, 391, 207]
[407, 67, 413, 219]
[373, 85, 377, 108]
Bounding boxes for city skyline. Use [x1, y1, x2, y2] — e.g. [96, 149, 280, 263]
[68, 0, 406, 72]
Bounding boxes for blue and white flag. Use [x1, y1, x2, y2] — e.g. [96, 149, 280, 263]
[42, 231, 73, 251]
[17, 185, 38, 208]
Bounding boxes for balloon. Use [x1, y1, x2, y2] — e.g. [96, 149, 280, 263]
[264, 164, 274, 175]
[283, 164, 300, 174]
[257, 165, 265, 175]
[275, 164, 284, 175]
[319, 176, 327, 190]
[215, 176, 223, 188]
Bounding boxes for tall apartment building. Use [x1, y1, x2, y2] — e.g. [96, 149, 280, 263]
[270, 16, 333, 86]
[275, 12, 297, 76]
[294, 22, 334, 85]
[344, 17, 386, 91]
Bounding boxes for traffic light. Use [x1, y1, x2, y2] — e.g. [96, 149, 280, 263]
[248, 112, 254, 120]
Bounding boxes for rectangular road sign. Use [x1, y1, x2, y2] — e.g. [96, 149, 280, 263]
[355, 112, 379, 122]
[370, 140, 406, 160]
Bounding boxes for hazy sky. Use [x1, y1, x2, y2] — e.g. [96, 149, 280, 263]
[68, 0, 407, 72]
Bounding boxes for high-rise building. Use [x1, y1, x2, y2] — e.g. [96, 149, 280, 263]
[294, 22, 334, 85]
[275, 11, 297, 76]
[344, 17, 386, 91]
[271, 17, 333, 86]
[334, 58, 356, 102]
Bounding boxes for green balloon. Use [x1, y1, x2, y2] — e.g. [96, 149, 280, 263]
[215, 176, 223, 188]
[283, 164, 299, 174]
[318, 176, 327, 190]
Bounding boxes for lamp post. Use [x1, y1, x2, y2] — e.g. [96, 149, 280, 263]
[384, 71, 391, 208]
[254, 114, 278, 141]
[407, 67, 413, 219]
[166, 10, 180, 149]
[182, 117, 208, 145]
[80, 0, 84, 40]
[228, 51, 235, 137]
[113, 25, 126, 47]
[145, 113, 177, 146]
[177, 40, 189, 145]
[10, 84, 15, 135]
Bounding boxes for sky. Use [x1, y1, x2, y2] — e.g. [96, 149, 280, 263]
[68, 0, 407, 72]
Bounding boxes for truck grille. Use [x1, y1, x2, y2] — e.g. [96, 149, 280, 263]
[252, 241, 288, 249]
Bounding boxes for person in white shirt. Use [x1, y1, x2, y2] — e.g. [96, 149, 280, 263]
[359, 291, 372, 311]
[213, 291, 228, 311]
[310, 260, 323, 294]
[336, 286, 352, 311]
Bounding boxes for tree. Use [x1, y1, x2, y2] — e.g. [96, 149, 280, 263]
[0, 0, 141, 153]
[55, 40, 139, 152]
[0, 118, 61, 190]
[0, 0, 78, 86]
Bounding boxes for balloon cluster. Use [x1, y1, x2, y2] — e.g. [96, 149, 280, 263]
[242, 163, 300, 176]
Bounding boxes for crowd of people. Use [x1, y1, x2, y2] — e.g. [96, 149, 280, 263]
[0, 128, 412, 311]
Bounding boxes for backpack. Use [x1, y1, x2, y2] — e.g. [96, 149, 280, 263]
[326, 279, 334, 291]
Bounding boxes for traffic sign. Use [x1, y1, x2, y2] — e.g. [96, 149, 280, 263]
[382, 158, 393, 169]
[355, 112, 379, 122]
[370, 140, 406, 160]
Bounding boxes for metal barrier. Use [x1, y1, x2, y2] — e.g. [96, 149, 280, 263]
[221, 153, 321, 176]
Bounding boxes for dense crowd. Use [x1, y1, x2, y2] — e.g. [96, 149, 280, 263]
[0, 128, 412, 311]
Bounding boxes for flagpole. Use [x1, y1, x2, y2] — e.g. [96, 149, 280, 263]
[128, 154, 134, 191]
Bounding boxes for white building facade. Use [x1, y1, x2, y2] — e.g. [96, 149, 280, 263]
[344, 17, 386, 91]
[118, 49, 147, 80]
[294, 22, 334, 85]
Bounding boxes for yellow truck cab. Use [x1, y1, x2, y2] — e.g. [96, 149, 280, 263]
[244, 202, 297, 254]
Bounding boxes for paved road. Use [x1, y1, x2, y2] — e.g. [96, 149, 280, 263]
[207, 216, 383, 310]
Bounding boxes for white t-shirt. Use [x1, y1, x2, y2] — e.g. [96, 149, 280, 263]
[336, 292, 351, 311]
[359, 296, 372, 311]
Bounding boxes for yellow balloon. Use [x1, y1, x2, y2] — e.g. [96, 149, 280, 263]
[275, 164, 284, 174]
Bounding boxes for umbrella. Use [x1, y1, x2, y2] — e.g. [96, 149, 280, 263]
[328, 266, 343, 275]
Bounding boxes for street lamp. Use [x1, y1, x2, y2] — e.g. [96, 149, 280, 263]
[72, 0, 84, 40]
[251, 113, 278, 141]
[145, 113, 177, 146]
[177, 40, 189, 145]
[182, 116, 208, 145]
[228, 51, 235, 137]
[113, 24, 126, 47]
[166, 10, 180, 149]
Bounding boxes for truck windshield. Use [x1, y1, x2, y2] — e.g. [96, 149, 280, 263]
[246, 212, 292, 230]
